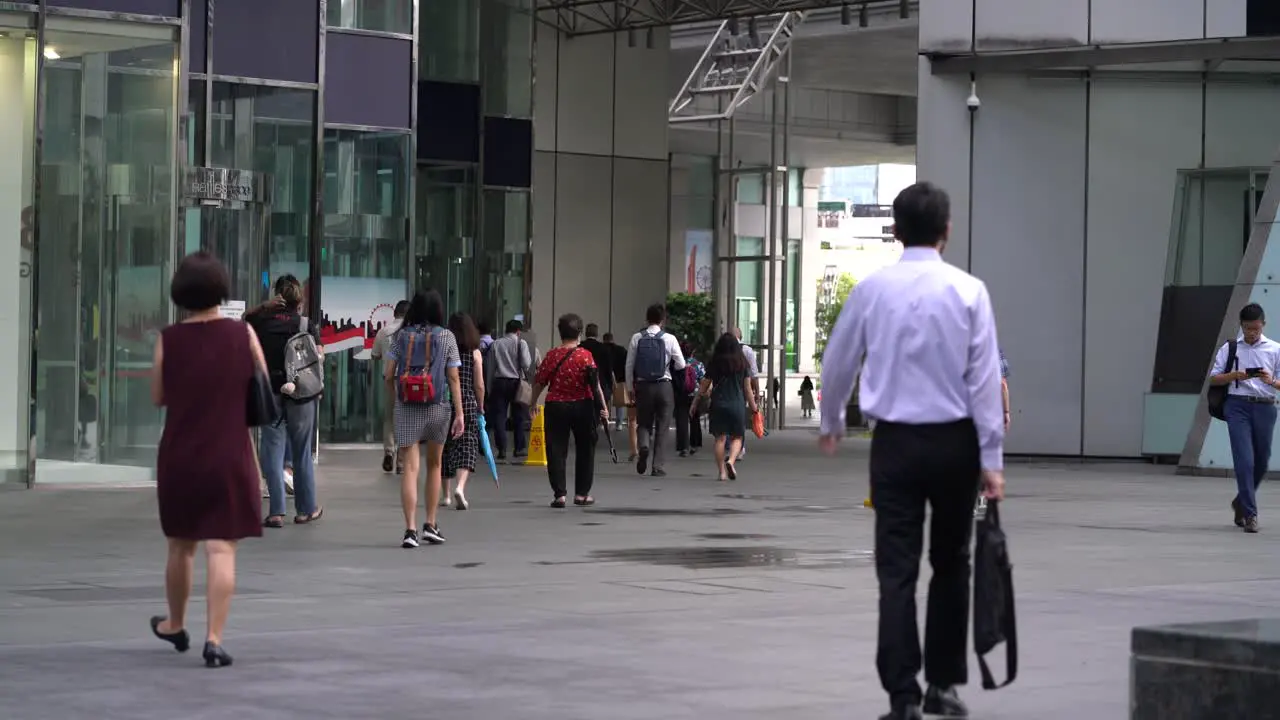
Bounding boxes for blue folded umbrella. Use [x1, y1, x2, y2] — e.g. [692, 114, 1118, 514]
[476, 415, 500, 486]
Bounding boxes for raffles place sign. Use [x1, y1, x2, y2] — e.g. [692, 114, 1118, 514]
[183, 167, 268, 204]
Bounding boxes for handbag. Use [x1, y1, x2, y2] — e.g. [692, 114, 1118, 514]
[1206, 339, 1238, 421]
[516, 379, 533, 406]
[247, 368, 280, 427]
[973, 500, 1017, 689]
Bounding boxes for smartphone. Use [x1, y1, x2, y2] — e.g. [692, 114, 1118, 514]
[1247, 367, 1265, 377]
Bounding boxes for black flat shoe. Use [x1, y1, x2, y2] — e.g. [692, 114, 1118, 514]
[202, 641, 233, 668]
[150, 616, 190, 652]
[551, 497, 566, 508]
[725, 463, 737, 481]
[879, 707, 923, 720]
[922, 685, 968, 717]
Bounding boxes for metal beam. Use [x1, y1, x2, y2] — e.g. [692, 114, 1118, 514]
[537, 0, 915, 37]
[930, 35, 1280, 75]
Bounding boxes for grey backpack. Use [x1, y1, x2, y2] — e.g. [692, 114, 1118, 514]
[284, 317, 324, 400]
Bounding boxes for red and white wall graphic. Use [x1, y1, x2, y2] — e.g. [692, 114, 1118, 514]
[316, 277, 405, 360]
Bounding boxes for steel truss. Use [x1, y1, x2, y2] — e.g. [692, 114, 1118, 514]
[536, 0, 913, 36]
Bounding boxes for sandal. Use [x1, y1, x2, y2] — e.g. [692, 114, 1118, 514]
[573, 496, 595, 506]
[262, 515, 285, 528]
[294, 506, 324, 524]
[550, 497, 566, 508]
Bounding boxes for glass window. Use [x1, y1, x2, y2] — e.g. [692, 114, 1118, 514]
[734, 237, 764, 346]
[208, 83, 315, 286]
[788, 168, 801, 207]
[0, 11, 36, 484]
[328, 0, 412, 34]
[785, 239, 800, 371]
[36, 18, 177, 481]
[420, 0, 480, 83]
[736, 174, 765, 205]
[416, 164, 478, 313]
[319, 129, 410, 442]
[481, 189, 529, 326]
[480, 0, 533, 117]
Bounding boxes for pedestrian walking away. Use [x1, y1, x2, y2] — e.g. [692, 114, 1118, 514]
[1207, 302, 1280, 533]
[443, 312, 486, 511]
[695, 333, 757, 481]
[386, 290, 465, 548]
[372, 299, 409, 474]
[151, 252, 268, 668]
[530, 314, 609, 508]
[626, 303, 686, 477]
[486, 319, 533, 461]
[817, 182, 1006, 720]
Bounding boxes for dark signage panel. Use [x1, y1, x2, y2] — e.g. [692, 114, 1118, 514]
[1248, 0, 1280, 36]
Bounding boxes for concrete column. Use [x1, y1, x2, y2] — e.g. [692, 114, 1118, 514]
[0, 38, 35, 477]
[531, 24, 671, 346]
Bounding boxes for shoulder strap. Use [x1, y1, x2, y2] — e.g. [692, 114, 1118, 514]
[550, 347, 580, 378]
[299, 316, 308, 334]
[1228, 339, 1239, 388]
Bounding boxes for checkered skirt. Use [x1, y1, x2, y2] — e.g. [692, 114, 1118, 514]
[445, 354, 480, 476]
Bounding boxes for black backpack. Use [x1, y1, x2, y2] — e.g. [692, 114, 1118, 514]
[1207, 340, 1238, 421]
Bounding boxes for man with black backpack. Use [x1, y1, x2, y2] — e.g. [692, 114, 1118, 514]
[626, 303, 686, 477]
[1208, 302, 1280, 533]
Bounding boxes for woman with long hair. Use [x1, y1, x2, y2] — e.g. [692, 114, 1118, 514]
[529, 313, 608, 507]
[150, 252, 267, 667]
[244, 274, 323, 527]
[385, 290, 465, 548]
[442, 312, 485, 510]
[693, 333, 758, 481]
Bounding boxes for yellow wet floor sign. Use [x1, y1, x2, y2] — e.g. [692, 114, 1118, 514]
[525, 406, 547, 467]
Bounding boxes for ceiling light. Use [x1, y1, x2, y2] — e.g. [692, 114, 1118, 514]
[43, 47, 60, 60]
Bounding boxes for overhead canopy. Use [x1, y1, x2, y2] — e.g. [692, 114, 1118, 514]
[536, 0, 914, 37]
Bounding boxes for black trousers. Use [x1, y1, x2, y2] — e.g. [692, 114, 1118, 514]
[487, 377, 526, 455]
[544, 400, 597, 498]
[674, 393, 692, 451]
[634, 381, 674, 470]
[870, 419, 981, 709]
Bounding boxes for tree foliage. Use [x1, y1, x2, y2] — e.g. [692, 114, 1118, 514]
[664, 292, 716, 360]
[813, 273, 856, 366]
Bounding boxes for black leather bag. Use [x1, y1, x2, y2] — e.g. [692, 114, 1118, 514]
[973, 500, 1017, 689]
[247, 369, 281, 427]
[1207, 339, 1238, 421]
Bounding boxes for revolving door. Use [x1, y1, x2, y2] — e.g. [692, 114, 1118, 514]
[182, 167, 274, 307]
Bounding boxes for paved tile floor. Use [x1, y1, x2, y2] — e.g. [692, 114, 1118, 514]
[1, 430, 1278, 719]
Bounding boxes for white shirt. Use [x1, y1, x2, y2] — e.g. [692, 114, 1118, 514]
[626, 325, 687, 391]
[740, 343, 759, 378]
[1210, 334, 1280, 398]
[819, 246, 1005, 470]
[370, 318, 403, 360]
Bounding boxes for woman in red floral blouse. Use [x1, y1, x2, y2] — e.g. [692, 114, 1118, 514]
[530, 313, 608, 508]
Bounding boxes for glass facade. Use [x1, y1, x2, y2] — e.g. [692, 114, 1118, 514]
[0, 0, 532, 485]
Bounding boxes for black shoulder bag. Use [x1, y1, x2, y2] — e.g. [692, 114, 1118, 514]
[1207, 339, 1239, 421]
[974, 500, 1017, 689]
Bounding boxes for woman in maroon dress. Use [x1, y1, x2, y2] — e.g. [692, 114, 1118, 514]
[148, 252, 267, 668]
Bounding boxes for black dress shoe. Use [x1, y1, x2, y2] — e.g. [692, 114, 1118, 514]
[150, 615, 190, 652]
[923, 685, 968, 717]
[879, 706, 923, 720]
[202, 641, 233, 668]
[1232, 498, 1245, 527]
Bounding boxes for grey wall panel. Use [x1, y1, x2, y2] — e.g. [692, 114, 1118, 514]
[554, 34, 615, 157]
[974, 0, 1088, 50]
[325, 34, 411, 128]
[610, 158, 670, 337]
[532, 151, 558, 343]
[613, 31, 668, 161]
[534, 22, 558, 153]
[190, 0, 206, 73]
[552, 154, 614, 332]
[1204, 82, 1280, 168]
[1084, 80, 1203, 456]
[1090, 0, 1205, 43]
[1207, 0, 1250, 38]
[915, 58, 971, 271]
[211, 0, 318, 83]
[970, 75, 1087, 456]
[919, 0, 973, 53]
[47, 0, 179, 15]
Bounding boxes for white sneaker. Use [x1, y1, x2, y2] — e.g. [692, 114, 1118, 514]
[440, 495, 453, 507]
[284, 469, 295, 496]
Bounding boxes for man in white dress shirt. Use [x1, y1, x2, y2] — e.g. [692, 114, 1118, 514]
[818, 182, 1006, 720]
[626, 303, 687, 476]
[1208, 302, 1280, 533]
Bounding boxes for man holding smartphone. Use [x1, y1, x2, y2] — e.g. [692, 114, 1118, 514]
[1209, 302, 1280, 533]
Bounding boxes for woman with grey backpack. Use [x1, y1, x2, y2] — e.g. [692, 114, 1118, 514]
[245, 275, 325, 528]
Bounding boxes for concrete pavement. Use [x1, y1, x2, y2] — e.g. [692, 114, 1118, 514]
[0, 431, 1277, 719]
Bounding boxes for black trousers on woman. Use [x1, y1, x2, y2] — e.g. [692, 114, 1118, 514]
[870, 418, 981, 711]
[674, 393, 693, 452]
[544, 399, 597, 498]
